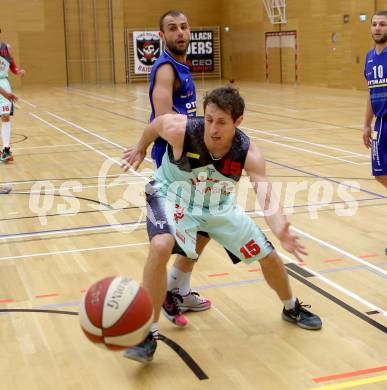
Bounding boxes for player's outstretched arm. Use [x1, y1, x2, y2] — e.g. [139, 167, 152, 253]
[122, 114, 187, 171]
[7, 45, 26, 77]
[245, 143, 307, 261]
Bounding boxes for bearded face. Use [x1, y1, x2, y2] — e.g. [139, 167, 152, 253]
[373, 32, 387, 44]
[371, 15, 387, 44]
[164, 35, 190, 56]
[160, 14, 191, 57]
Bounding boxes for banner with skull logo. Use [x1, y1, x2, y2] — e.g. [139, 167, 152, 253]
[133, 31, 161, 74]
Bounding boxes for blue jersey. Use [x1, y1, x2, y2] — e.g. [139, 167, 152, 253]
[364, 47, 387, 122]
[149, 50, 196, 166]
[364, 47, 387, 176]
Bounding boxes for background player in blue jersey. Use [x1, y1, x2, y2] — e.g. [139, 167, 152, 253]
[147, 10, 211, 328]
[0, 28, 25, 162]
[122, 86, 322, 363]
[149, 10, 197, 166]
[363, 11, 387, 253]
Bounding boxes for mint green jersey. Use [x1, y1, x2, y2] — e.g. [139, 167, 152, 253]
[153, 117, 249, 211]
[145, 117, 274, 262]
[0, 43, 11, 79]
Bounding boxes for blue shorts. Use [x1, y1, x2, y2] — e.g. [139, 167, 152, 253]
[151, 138, 168, 168]
[372, 118, 387, 176]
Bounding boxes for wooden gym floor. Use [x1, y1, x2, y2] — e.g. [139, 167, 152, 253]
[0, 80, 386, 389]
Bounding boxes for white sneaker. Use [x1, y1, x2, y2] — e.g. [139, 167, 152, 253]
[179, 290, 212, 312]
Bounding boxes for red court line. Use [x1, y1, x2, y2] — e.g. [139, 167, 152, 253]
[313, 365, 387, 383]
[323, 258, 344, 263]
[360, 254, 378, 258]
[248, 269, 262, 273]
[35, 293, 60, 299]
[0, 299, 14, 303]
[208, 273, 229, 277]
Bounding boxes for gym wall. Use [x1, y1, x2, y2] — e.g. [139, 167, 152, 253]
[221, 0, 385, 89]
[2, 0, 387, 89]
[0, 0, 66, 87]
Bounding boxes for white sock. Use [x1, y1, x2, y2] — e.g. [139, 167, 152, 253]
[167, 265, 185, 291]
[282, 297, 297, 311]
[1, 122, 11, 148]
[180, 272, 192, 296]
[150, 322, 158, 337]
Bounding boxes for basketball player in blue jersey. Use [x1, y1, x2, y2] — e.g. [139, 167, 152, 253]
[149, 10, 197, 166]
[363, 11, 387, 253]
[122, 86, 322, 363]
[0, 28, 25, 163]
[148, 10, 211, 328]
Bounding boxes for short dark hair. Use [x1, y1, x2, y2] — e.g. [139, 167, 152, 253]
[203, 86, 245, 122]
[159, 10, 185, 32]
[372, 10, 387, 20]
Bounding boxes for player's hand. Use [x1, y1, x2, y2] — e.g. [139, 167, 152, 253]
[5, 92, 18, 102]
[17, 69, 26, 78]
[122, 145, 146, 171]
[362, 125, 372, 149]
[278, 222, 307, 262]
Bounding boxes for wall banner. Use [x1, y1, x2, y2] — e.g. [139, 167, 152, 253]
[187, 30, 214, 72]
[133, 31, 161, 74]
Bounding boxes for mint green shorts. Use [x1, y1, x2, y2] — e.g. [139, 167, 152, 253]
[148, 191, 274, 263]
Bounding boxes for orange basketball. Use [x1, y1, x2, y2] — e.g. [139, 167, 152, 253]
[79, 276, 153, 349]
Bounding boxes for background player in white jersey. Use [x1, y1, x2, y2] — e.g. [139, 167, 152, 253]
[0, 28, 25, 162]
[363, 11, 387, 253]
[122, 86, 322, 363]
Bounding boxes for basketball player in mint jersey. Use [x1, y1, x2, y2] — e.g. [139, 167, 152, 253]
[147, 10, 211, 329]
[122, 87, 322, 363]
[363, 11, 387, 254]
[0, 28, 25, 162]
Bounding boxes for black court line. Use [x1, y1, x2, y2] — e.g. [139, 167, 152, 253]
[9, 191, 113, 210]
[0, 308, 78, 315]
[0, 309, 208, 380]
[2, 198, 386, 240]
[0, 173, 141, 185]
[11, 133, 28, 144]
[266, 159, 386, 199]
[157, 334, 209, 380]
[284, 265, 387, 334]
[0, 220, 144, 240]
[0, 205, 141, 222]
[285, 263, 314, 278]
